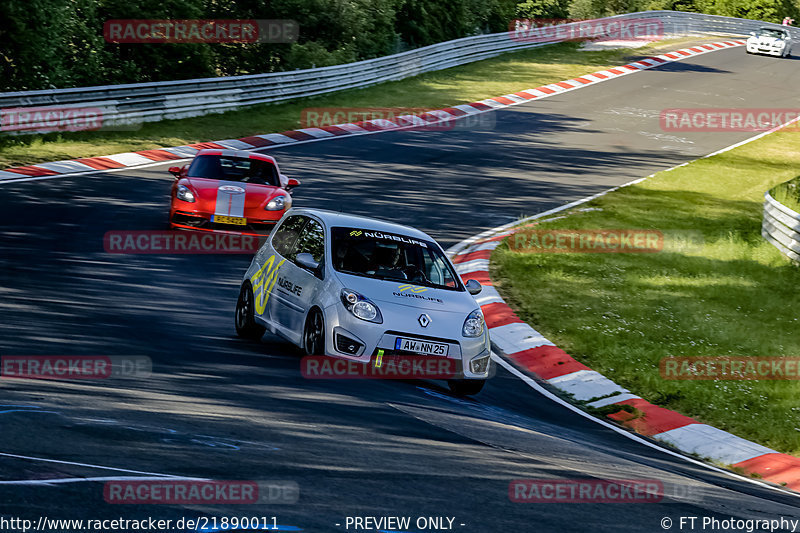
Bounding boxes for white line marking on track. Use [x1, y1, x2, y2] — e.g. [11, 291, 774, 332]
[0, 410, 59, 415]
[0, 451, 204, 479]
[0, 475, 206, 486]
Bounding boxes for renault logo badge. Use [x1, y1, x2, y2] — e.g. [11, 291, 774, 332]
[418, 314, 430, 328]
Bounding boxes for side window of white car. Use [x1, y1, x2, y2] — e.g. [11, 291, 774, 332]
[272, 215, 307, 258]
[424, 250, 458, 288]
[292, 219, 325, 264]
[427, 259, 444, 285]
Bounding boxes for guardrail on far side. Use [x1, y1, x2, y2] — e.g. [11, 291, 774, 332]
[0, 10, 796, 131]
[763, 191, 800, 262]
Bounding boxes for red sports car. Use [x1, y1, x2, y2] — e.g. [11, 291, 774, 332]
[169, 149, 299, 235]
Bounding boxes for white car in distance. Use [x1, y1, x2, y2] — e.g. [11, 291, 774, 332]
[746, 27, 793, 57]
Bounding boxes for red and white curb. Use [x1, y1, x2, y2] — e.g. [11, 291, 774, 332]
[0, 40, 744, 185]
[448, 184, 800, 494]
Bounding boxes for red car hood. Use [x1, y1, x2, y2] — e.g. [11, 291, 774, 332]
[183, 178, 284, 216]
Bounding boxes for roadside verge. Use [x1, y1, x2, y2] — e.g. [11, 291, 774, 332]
[447, 130, 800, 493]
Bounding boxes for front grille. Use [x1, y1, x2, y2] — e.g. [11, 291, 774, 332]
[210, 221, 276, 234]
[372, 348, 457, 361]
[335, 333, 363, 355]
[172, 212, 276, 234]
[172, 212, 208, 227]
[370, 349, 464, 375]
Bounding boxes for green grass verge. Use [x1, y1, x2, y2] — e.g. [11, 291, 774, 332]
[491, 129, 800, 456]
[0, 37, 705, 168]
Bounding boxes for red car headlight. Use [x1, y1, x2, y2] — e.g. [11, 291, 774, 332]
[176, 184, 196, 203]
[265, 195, 291, 211]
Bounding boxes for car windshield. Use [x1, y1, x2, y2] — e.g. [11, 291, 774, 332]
[757, 29, 786, 38]
[187, 155, 279, 186]
[331, 227, 462, 290]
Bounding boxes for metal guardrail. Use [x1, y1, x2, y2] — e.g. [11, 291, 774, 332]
[0, 11, 794, 129]
[763, 191, 800, 262]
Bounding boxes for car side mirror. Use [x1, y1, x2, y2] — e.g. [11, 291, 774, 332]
[296, 252, 320, 272]
[749, 31, 756, 36]
[465, 279, 482, 295]
[168, 166, 183, 178]
[285, 177, 300, 190]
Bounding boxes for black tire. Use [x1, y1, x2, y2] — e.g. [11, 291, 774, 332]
[303, 308, 325, 356]
[235, 282, 266, 340]
[448, 379, 486, 396]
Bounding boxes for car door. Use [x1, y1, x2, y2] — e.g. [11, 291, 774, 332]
[252, 214, 306, 336]
[275, 216, 326, 339]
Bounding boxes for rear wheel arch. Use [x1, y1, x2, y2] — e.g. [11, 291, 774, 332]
[235, 280, 266, 340]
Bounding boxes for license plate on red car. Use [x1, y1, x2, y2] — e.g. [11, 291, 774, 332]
[215, 215, 246, 225]
[394, 337, 448, 356]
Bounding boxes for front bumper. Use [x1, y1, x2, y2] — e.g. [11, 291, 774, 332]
[171, 210, 278, 236]
[746, 43, 785, 56]
[323, 304, 492, 380]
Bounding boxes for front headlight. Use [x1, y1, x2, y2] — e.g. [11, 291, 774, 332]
[176, 184, 195, 203]
[340, 289, 383, 323]
[462, 309, 485, 337]
[265, 195, 291, 211]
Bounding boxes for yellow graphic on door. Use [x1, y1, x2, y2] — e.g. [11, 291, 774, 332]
[251, 254, 286, 315]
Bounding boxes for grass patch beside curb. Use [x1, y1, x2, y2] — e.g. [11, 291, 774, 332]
[0, 37, 714, 168]
[491, 128, 800, 456]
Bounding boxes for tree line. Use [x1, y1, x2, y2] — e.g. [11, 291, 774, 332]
[1, 0, 797, 92]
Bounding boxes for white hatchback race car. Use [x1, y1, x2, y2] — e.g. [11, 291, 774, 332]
[234, 208, 492, 395]
[746, 27, 792, 57]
